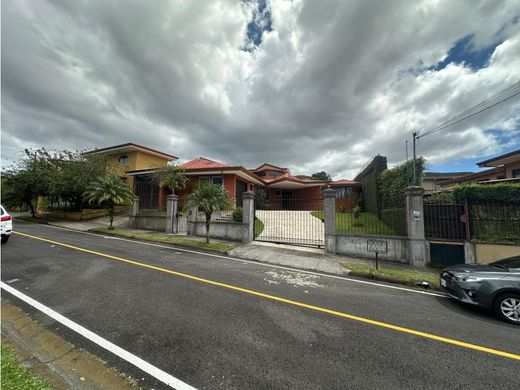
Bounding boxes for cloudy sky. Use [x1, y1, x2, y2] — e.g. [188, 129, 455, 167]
[2, 0, 520, 179]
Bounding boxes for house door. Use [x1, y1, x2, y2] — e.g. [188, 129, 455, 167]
[282, 191, 294, 210]
[236, 180, 248, 207]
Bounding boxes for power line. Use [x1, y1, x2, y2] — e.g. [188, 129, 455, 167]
[418, 80, 520, 139]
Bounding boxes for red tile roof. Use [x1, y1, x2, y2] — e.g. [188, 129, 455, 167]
[329, 179, 360, 186]
[183, 157, 230, 170]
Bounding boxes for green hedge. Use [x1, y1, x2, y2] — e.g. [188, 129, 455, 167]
[379, 158, 425, 208]
[453, 184, 520, 202]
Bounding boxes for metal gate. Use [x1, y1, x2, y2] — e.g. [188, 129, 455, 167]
[424, 202, 468, 266]
[254, 197, 324, 247]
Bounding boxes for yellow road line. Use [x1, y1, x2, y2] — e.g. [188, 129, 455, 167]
[13, 231, 520, 362]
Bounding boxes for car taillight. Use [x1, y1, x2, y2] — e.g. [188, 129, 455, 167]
[1, 215, 12, 222]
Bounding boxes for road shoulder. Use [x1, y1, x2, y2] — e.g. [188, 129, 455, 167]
[1, 299, 138, 390]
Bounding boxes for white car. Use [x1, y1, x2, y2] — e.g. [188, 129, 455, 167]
[1, 205, 13, 244]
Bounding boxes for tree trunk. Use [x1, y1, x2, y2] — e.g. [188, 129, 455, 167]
[205, 212, 211, 243]
[27, 201, 35, 218]
[108, 204, 115, 230]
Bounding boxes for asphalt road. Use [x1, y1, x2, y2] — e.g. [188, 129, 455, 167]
[2, 222, 519, 389]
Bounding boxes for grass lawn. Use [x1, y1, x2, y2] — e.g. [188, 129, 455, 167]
[254, 217, 264, 238]
[311, 211, 394, 235]
[1, 345, 52, 390]
[92, 228, 236, 253]
[341, 262, 440, 289]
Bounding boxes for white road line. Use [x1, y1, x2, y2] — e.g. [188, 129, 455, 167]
[0, 282, 197, 390]
[15, 221, 447, 298]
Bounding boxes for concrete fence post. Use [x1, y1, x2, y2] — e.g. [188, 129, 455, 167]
[242, 191, 255, 244]
[187, 206, 198, 236]
[323, 188, 337, 254]
[166, 194, 179, 234]
[129, 197, 139, 228]
[405, 186, 428, 267]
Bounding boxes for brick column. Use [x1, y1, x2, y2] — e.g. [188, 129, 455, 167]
[405, 186, 427, 267]
[166, 194, 179, 234]
[242, 191, 255, 243]
[323, 188, 336, 254]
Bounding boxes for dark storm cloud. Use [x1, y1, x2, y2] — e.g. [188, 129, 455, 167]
[2, 0, 519, 178]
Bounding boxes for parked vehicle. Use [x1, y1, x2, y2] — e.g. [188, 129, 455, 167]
[440, 256, 520, 324]
[1, 205, 13, 244]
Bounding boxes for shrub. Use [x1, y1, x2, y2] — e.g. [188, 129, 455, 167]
[379, 158, 426, 208]
[424, 191, 455, 204]
[339, 205, 349, 213]
[453, 184, 520, 202]
[232, 207, 243, 222]
[352, 205, 363, 226]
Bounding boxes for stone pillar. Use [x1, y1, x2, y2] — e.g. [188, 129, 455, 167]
[166, 194, 179, 234]
[464, 242, 476, 264]
[242, 191, 255, 244]
[405, 186, 427, 267]
[323, 188, 336, 254]
[187, 206, 198, 236]
[129, 197, 139, 228]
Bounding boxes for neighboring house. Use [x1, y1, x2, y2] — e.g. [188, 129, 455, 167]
[250, 163, 328, 210]
[439, 149, 520, 189]
[85, 143, 178, 208]
[329, 179, 362, 211]
[422, 172, 473, 193]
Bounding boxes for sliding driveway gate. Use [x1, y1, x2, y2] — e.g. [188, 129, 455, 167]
[254, 197, 324, 247]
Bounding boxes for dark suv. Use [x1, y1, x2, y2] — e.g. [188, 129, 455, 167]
[440, 256, 520, 324]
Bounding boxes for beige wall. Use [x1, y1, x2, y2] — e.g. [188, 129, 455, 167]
[505, 160, 520, 178]
[475, 243, 520, 264]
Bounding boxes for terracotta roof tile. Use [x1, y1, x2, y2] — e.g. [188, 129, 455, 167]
[183, 157, 229, 170]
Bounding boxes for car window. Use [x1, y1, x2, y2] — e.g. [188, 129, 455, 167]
[491, 256, 520, 269]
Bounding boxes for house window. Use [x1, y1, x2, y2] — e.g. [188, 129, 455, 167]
[512, 168, 520, 178]
[199, 176, 223, 186]
[212, 176, 223, 186]
[118, 155, 129, 165]
[335, 188, 346, 198]
[274, 190, 281, 197]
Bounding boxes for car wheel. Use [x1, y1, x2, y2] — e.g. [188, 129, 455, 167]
[1, 235, 9, 244]
[494, 294, 520, 325]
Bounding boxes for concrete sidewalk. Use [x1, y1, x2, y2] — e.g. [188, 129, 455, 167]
[19, 214, 434, 280]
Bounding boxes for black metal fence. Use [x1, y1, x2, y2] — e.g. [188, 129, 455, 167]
[335, 196, 407, 237]
[424, 203, 467, 241]
[424, 200, 520, 244]
[254, 198, 324, 247]
[469, 201, 520, 244]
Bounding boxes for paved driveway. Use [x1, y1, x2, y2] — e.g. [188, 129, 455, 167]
[255, 210, 324, 246]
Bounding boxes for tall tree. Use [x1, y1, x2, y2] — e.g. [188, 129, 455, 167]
[311, 171, 331, 181]
[83, 175, 136, 230]
[186, 182, 233, 243]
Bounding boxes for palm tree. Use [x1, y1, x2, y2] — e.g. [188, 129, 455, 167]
[83, 175, 136, 230]
[187, 182, 233, 243]
[154, 164, 189, 194]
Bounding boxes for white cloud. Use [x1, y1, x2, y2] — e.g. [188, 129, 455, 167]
[2, 0, 519, 179]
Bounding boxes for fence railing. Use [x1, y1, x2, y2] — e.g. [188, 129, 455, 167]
[470, 201, 520, 245]
[424, 200, 520, 244]
[334, 197, 407, 237]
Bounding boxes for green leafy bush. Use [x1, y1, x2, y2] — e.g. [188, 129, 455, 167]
[424, 191, 455, 204]
[339, 205, 349, 213]
[379, 158, 425, 208]
[453, 184, 520, 202]
[232, 207, 243, 222]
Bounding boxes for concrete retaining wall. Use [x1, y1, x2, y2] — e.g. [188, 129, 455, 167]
[334, 234, 409, 263]
[188, 221, 247, 242]
[130, 216, 166, 232]
[475, 243, 520, 264]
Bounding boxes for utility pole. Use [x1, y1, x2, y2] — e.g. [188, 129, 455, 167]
[412, 131, 418, 186]
[405, 140, 409, 161]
